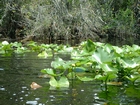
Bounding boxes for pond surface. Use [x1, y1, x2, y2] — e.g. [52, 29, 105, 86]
[0, 53, 140, 105]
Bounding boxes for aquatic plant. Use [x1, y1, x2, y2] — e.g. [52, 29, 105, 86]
[40, 39, 140, 88]
[0, 40, 140, 89]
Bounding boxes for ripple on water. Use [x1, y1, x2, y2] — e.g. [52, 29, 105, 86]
[0, 68, 4, 71]
[26, 101, 38, 105]
[0, 87, 5, 91]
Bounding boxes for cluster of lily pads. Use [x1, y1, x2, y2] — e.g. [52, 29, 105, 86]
[41, 40, 140, 88]
[0, 40, 140, 89]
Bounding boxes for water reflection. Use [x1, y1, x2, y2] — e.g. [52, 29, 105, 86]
[0, 53, 140, 105]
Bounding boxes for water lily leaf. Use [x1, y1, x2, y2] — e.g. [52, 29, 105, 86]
[94, 42, 104, 47]
[95, 73, 117, 81]
[92, 47, 114, 64]
[49, 77, 58, 87]
[77, 75, 94, 81]
[71, 50, 80, 59]
[107, 73, 118, 80]
[113, 46, 123, 54]
[125, 75, 140, 83]
[51, 57, 65, 69]
[83, 39, 95, 53]
[62, 46, 73, 53]
[133, 57, 140, 63]
[132, 44, 140, 51]
[62, 60, 77, 69]
[41, 68, 56, 76]
[104, 43, 113, 53]
[120, 58, 139, 68]
[38, 51, 48, 58]
[41, 68, 63, 76]
[58, 76, 69, 87]
[49, 76, 69, 88]
[100, 64, 118, 72]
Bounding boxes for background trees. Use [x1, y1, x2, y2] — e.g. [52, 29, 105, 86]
[0, 0, 139, 44]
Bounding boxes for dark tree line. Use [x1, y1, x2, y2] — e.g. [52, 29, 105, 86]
[0, 0, 139, 44]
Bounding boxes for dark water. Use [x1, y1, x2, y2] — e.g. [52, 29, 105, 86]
[0, 53, 140, 105]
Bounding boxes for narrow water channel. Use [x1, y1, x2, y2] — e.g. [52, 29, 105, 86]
[0, 53, 140, 105]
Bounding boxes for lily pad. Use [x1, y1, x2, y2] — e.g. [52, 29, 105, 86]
[49, 76, 69, 88]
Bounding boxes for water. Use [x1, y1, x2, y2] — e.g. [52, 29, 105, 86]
[0, 53, 140, 105]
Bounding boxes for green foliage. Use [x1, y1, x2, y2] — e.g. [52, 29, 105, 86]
[40, 40, 140, 88]
[49, 76, 69, 88]
[0, 0, 139, 41]
[1, 40, 140, 89]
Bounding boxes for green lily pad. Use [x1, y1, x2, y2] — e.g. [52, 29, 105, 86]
[92, 47, 114, 64]
[51, 57, 65, 69]
[77, 75, 94, 81]
[41, 68, 64, 76]
[49, 76, 69, 88]
[100, 64, 118, 72]
[83, 39, 96, 53]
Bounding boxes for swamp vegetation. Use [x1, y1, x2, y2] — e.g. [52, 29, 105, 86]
[0, 40, 140, 88]
[0, 40, 140, 104]
[0, 0, 140, 104]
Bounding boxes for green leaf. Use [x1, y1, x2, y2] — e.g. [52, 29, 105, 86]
[132, 44, 140, 51]
[92, 47, 114, 64]
[95, 73, 117, 81]
[95, 74, 105, 80]
[100, 64, 118, 72]
[41, 68, 55, 76]
[83, 39, 95, 53]
[49, 76, 69, 88]
[104, 43, 113, 54]
[58, 76, 69, 87]
[119, 58, 139, 68]
[41, 68, 63, 76]
[77, 75, 94, 81]
[49, 77, 58, 87]
[125, 75, 140, 83]
[51, 57, 65, 69]
[113, 46, 123, 54]
[38, 51, 48, 58]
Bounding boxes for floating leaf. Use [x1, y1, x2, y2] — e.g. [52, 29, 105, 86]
[113, 46, 123, 54]
[49, 76, 69, 88]
[92, 47, 114, 64]
[104, 43, 113, 54]
[95, 73, 117, 81]
[49, 77, 58, 87]
[83, 39, 95, 53]
[51, 57, 65, 69]
[125, 75, 140, 83]
[100, 64, 118, 72]
[119, 58, 139, 68]
[77, 75, 94, 81]
[38, 51, 48, 58]
[41, 68, 63, 76]
[58, 76, 69, 87]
